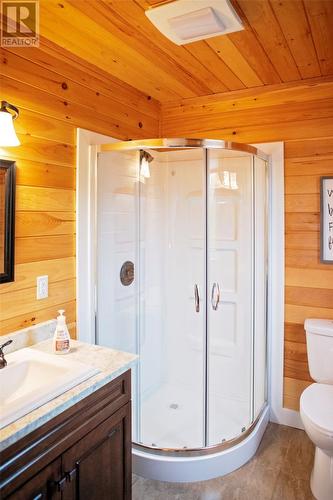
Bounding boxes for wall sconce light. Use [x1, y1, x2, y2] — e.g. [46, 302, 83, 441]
[0, 101, 20, 147]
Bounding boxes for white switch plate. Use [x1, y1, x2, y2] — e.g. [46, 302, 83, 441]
[37, 275, 48, 299]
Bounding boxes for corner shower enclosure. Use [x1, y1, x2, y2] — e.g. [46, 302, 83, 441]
[95, 138, 269, 481]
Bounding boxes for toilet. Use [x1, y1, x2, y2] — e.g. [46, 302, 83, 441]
[300, 319, 333, 500]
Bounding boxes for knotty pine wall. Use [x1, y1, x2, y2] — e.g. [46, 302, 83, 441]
[161, 78, 333, 411]
[284, 138, 333, 410]
[0, 45, 159, 337]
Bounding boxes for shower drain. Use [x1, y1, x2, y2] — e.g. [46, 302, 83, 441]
[169, 403, 179, 409]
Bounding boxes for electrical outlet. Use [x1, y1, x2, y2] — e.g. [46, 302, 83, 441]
[37, 275, 48, 299]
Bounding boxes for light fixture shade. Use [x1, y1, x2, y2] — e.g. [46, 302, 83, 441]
[0, 110, 20, 146]
[140, 157, 151, 178]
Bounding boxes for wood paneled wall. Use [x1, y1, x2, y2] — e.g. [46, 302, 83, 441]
[0, 45, 159, 337]
[284, 138, 333, 410]
[161, 79, 333, 411]
[161, 77, 333, 142]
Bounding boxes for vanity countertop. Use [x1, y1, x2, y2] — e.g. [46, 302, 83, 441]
[0, 339, 137, 452]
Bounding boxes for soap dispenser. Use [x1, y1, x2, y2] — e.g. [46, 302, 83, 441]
[53, 309, 70, 354]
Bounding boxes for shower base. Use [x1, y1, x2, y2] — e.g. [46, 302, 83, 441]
[140, 382, 249, 448]
[132, 404, 269, 482]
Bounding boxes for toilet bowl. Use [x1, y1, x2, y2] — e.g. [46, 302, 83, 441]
[300, 319, 333, 500]
[300, 383, 333, 500]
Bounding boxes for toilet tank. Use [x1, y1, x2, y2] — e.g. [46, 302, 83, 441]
[304, 319, 333, 383]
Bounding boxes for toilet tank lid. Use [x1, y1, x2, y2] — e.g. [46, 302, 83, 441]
[304, 319, 333, 336]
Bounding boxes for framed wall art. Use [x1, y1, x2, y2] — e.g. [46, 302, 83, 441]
[320, 176, 333, 264]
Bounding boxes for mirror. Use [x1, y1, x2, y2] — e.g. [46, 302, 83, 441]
[0, 159, 16, 283]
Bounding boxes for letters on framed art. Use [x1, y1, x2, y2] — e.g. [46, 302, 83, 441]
[320, 176, 333, 263]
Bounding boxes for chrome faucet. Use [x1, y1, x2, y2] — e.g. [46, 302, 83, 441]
[0, 340, 13, 369]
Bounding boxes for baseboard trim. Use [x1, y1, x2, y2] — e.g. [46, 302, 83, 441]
[270, 406, 304, 430]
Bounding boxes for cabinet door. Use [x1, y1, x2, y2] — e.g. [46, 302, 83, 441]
[6, 459, 62, 500]
[62, 402, 131, 500]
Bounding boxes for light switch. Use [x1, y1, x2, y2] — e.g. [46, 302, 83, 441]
[37, 275, 48, 299]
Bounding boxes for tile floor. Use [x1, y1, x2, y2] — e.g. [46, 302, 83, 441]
[132, 422, 315, 500]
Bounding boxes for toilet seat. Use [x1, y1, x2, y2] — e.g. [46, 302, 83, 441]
[300, 383, 333, 437]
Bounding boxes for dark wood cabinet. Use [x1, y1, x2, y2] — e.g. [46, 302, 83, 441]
[6, 459, 62, 500]
[62, 404, 131, 500]
[0, 370, 132, 500]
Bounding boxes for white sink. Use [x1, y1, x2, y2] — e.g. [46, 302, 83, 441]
[0, 347, 99, 429]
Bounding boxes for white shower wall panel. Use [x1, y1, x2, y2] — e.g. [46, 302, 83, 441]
[164, 153, 205, 393]
[96, 151, 139, 354]
[253, 156, 268, 417]
[139, 160, 167, 402]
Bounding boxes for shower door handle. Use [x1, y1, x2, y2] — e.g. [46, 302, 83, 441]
[194, 284, 200, 313]
[211, 282, 220, 311]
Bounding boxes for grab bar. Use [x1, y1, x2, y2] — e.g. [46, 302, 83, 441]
[194, 284, 200, 313]
[211, 282, 220, 311]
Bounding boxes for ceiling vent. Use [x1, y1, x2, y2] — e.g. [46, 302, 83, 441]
[145, 0, 244, 45]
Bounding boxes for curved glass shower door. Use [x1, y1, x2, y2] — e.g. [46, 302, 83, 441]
[207, 149, 254, 445]
[96, 139, 268, 453]
[138, 148, 206, 449]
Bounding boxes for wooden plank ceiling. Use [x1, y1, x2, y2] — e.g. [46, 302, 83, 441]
[37, 0, 333, 103]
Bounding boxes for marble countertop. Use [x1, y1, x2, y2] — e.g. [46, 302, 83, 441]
[0, 339, 138, 452]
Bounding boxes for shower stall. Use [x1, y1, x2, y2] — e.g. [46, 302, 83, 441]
[95, 138, 270, 482]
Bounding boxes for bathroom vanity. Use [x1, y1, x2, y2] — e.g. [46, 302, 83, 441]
[0, 340, 137, 499]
